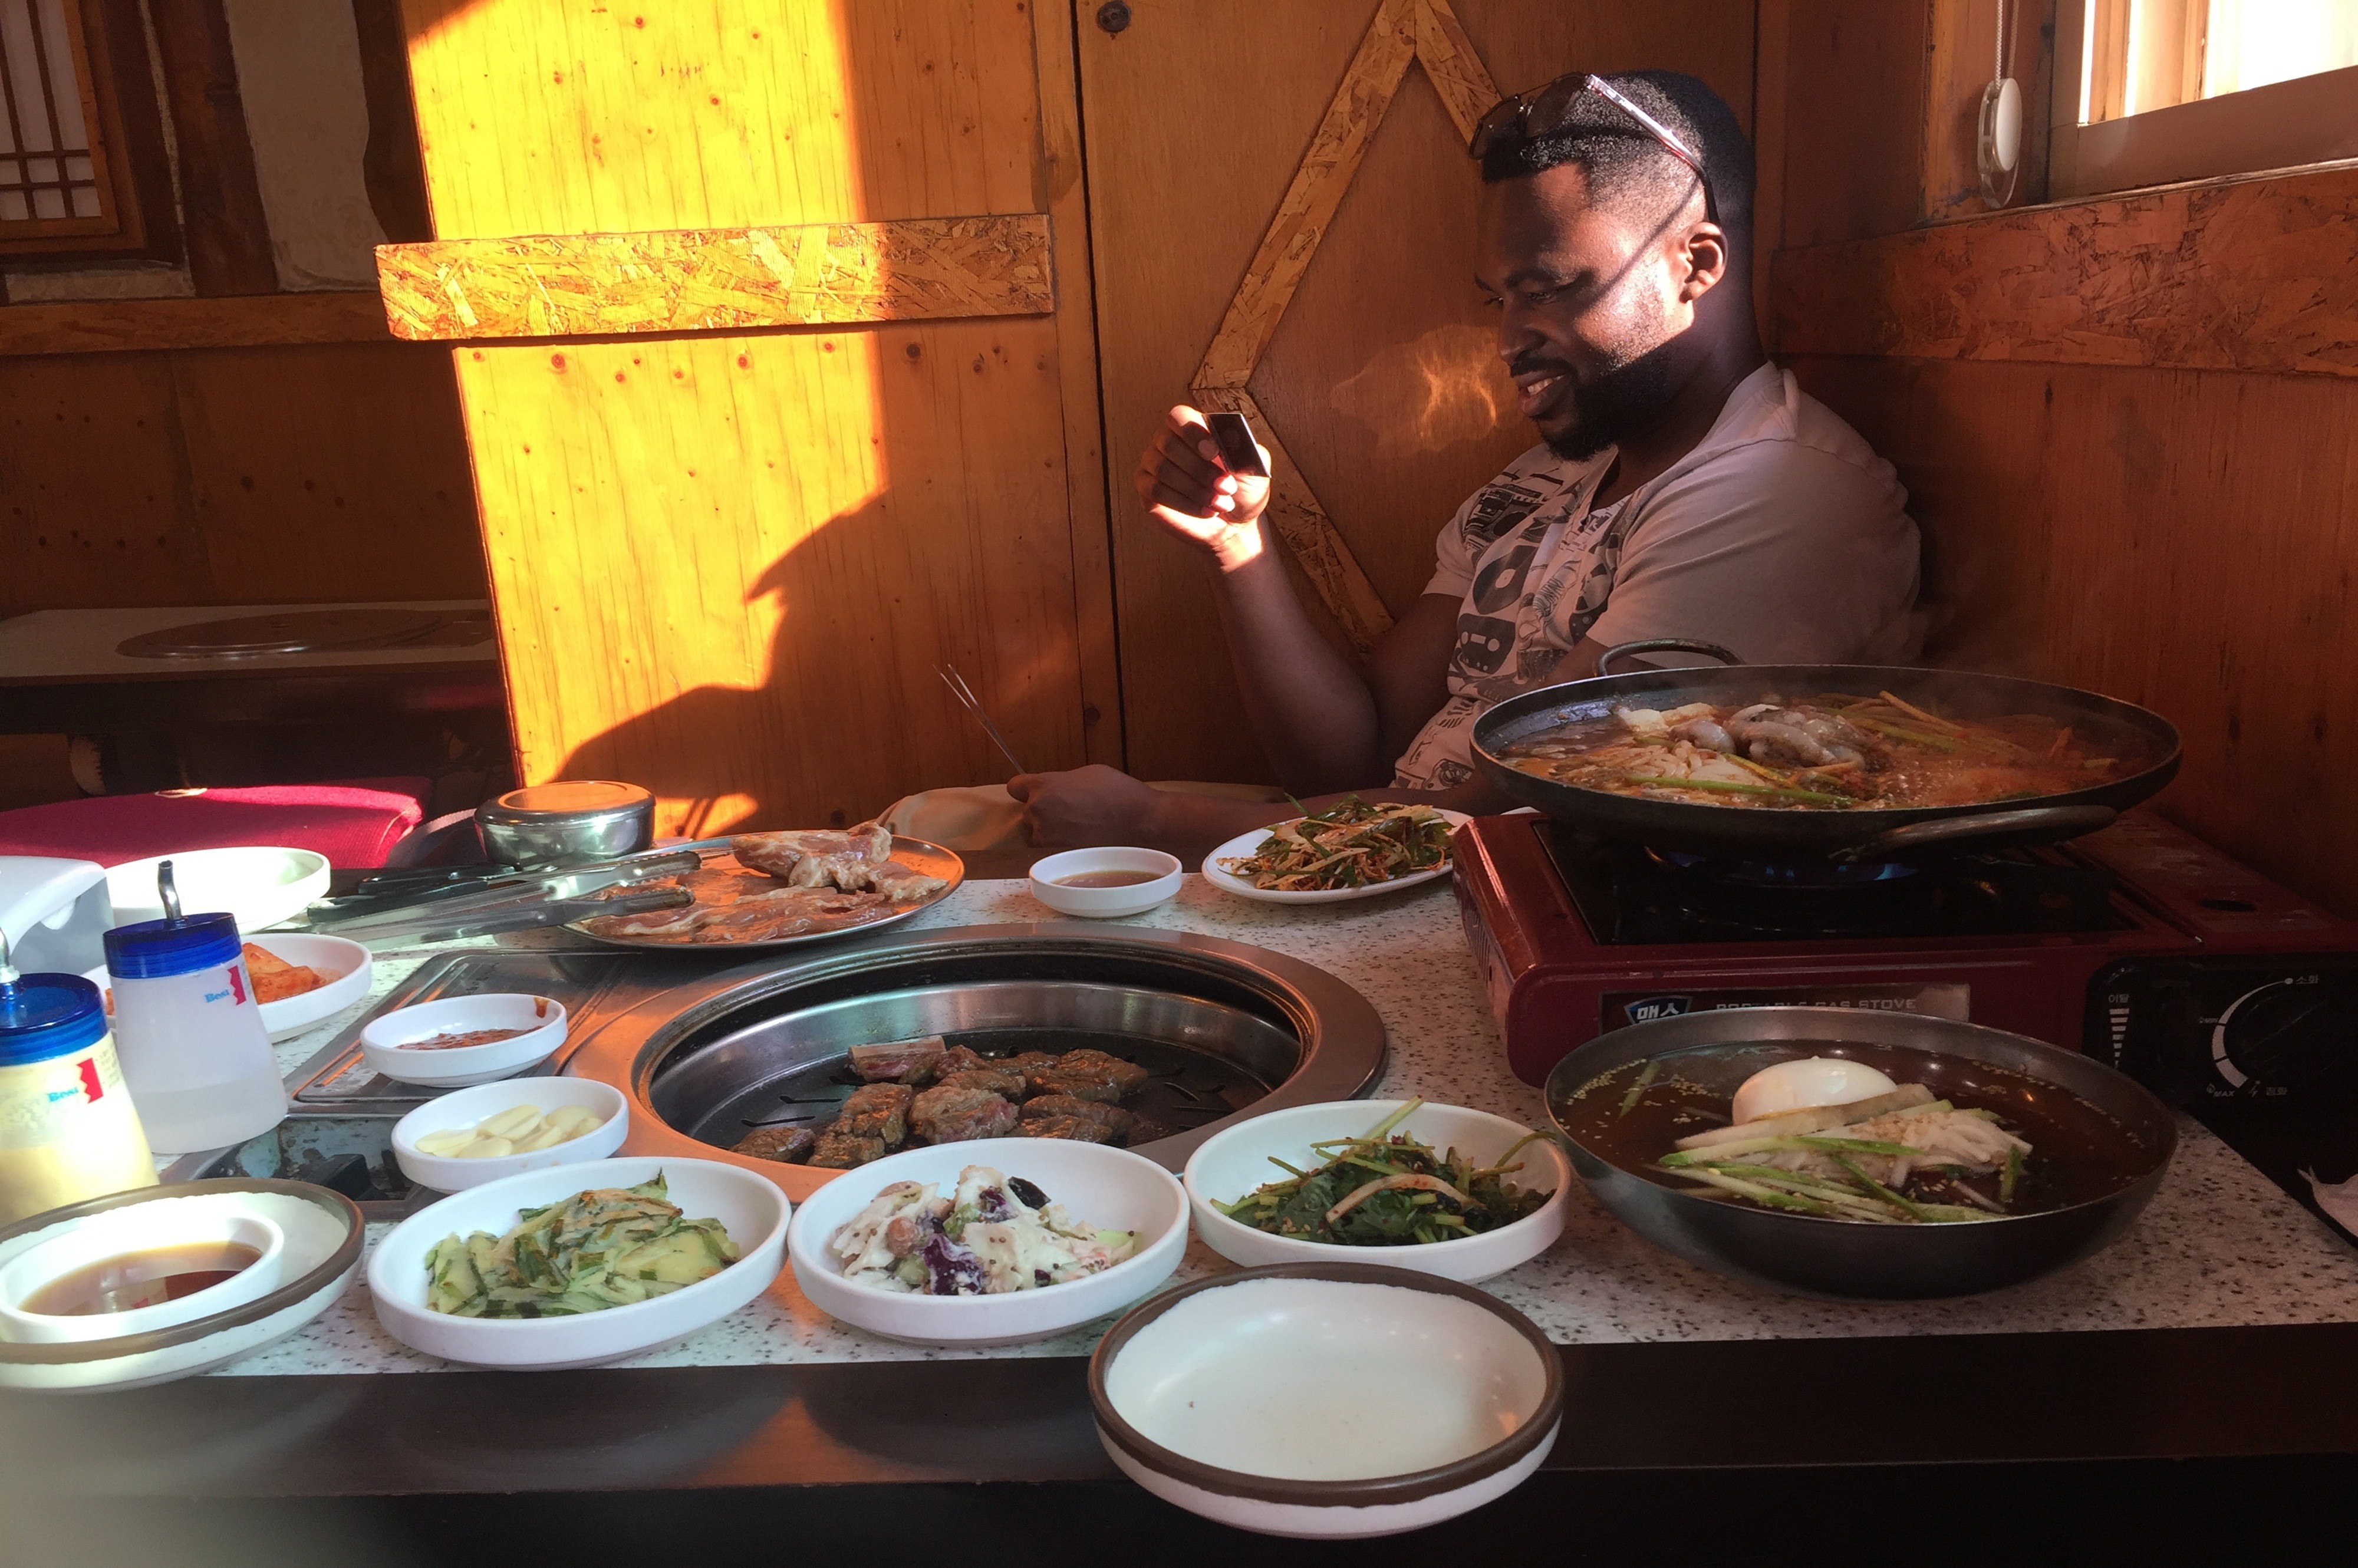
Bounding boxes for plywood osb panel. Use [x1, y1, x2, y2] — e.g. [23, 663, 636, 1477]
[1774, 164, 2358, 377]
[376, 215, 1053, 341]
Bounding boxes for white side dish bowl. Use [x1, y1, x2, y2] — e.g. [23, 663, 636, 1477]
[247, 934, 374, 1042]
[1026, 848, 1184, 918]
[1090, 1264, 1562, 1539]
[0, 1180, 364, 1393]
[390, 1077, 629, 1192]
[0, 1197, 289, 1345]
[786, 1137, 1188, 1347]
[1184, 1100, 1572, 1283]
[358, 992, 568, 1088]
[368, 1157, 787, 1371]
[106, 846, 330, 932]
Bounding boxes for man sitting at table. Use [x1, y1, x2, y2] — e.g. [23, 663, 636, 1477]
[938, 73, 1921, 854]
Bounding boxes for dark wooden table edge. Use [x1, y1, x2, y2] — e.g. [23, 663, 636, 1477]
[6, 1319, 2351, 1501]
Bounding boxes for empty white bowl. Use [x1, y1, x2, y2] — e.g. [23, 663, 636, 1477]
[391, 1078, 629, 1192]
[1184, 1100, 1572, 1283]
[1091, 1264, 1562, 1538]
[0, 1197, 288, 1345]
[368, 1157, 788, 1371]
[106, 846, 330, 932]
[247, 934, 374, 1042]
[359, 993, 568, 1088]
[787, 1137, 1188, 1346]
[0, 1180, 364, 1393]
[1027, 848, 1183, 919]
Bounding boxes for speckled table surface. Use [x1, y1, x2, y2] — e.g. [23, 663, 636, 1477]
[221, 873, 2358, 1376]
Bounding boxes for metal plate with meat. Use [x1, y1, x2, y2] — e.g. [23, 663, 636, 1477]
[571, 828, 963, 950]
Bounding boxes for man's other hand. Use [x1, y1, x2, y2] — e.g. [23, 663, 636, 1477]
[1007, 765, 1168, 848]
[1134, 404, 1272, 571]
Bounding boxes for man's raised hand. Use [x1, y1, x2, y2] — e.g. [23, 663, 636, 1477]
[1132, 404, 1272, 570]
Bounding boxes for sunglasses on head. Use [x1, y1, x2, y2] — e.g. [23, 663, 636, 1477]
[1469, 73, 1717, 225]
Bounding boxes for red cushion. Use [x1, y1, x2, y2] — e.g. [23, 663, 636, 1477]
[0, 779, 430, 870]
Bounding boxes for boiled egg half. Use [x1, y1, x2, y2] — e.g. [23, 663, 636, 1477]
[1730, 1056, 1898, 1126]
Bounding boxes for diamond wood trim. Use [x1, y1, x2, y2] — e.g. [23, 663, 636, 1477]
[1190, 0, 1500, 655]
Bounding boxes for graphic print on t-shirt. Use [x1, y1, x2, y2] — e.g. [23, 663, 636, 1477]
[1457, 479, 1552, 551]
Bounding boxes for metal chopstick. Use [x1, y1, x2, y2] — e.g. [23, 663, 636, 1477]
[936, 663, 1027, 776]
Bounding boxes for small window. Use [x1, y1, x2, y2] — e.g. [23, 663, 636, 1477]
[0, 0, 174, 262]
[2054, 0, 2358, 197]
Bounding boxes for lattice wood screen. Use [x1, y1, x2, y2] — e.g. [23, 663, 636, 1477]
[0, 0, 116, 236]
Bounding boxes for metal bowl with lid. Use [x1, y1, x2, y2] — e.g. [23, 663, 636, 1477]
[476, 781, 655, 868]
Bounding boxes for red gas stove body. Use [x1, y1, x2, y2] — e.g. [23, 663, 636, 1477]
[1454, 811, 2358, 1095]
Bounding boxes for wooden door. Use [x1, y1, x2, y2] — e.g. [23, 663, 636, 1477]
[1078, 0, 1754, 783]
[383, 1, 1118, 838]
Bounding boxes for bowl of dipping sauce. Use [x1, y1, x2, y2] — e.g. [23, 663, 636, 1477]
[0, 1196, 289, 1345]
[1027, 848, 1183, 919]
[358, 993, 568, 1088]
[1089, 1263, 1562, 1539]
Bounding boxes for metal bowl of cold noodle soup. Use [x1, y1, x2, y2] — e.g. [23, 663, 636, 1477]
[1543, 1007, 2177, 1299]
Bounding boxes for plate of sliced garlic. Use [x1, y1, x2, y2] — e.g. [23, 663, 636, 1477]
[390, 1079, 630, 1192]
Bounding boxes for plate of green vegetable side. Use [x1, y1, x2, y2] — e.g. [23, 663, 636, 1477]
[1201, 803, 1471, 904]
[1183, 1101, 1572, 1283]
[367, 1157, 788, 1370]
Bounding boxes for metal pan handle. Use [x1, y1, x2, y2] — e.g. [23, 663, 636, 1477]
[1593, 638, 1744, 677]
[1835, 804, 2119, 864]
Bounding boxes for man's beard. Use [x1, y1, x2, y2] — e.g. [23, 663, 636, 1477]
[1537, 338, 1683, 463]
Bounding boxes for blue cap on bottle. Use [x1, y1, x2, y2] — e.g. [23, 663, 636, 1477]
[104, 912, 243, 980]
[0, 972, 107, 1066]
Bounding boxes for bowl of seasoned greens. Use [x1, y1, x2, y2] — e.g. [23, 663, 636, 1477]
[367, 1157, 788, 1369]
[1183, 1100, 1570, 1283]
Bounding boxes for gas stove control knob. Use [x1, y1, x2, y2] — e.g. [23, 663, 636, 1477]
[2210, 977, 2358, 1096]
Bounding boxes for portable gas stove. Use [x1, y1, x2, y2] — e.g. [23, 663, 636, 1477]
[1454, 810, 2358, 1114]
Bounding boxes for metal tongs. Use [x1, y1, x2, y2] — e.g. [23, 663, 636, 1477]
[289, 843, 724, 944]
[937, 663, 1026, 775]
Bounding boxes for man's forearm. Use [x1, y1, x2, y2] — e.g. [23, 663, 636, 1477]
[1207, 545, 1388, 792]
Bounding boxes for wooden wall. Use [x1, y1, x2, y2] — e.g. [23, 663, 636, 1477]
[1758, 2, 2358, 915]
[0, 334, 480, 614]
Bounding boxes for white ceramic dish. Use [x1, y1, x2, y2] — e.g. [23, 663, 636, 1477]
[0, 1181, 364, 1393]
[786, 1138, 1188, 1347]
[1200, 811, 1471, 904]
[358, 992, 568, 1088]
[1184, 1099, 1572, 1283]
[1026, 848, 1183, 919]
[1090, 1264, 1562, 1539]
[391, 1078, 629, 1192]
[246, 933, 374, 1042]
[106, 846, 330, 932]
[368, 1157, 787, 1370]
[0, 1196, 288, 1345]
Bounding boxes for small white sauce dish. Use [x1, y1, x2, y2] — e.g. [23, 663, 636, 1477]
[1026, 848, 1183, 919]
[368, 1156, 788, 1371]
[359, 993, 568, 1088]
[0, 1180, 364, 1393]
[1184, 1100, 1572, 1283]
[786, 1137, 1188, 1347]
[106, 845, 331, 932]
[248, 933, 374, 1042]
[1089, 1263, 1562, 1539]
[390, 1077, 629, 1192]
[0, 1198, 289, 1345]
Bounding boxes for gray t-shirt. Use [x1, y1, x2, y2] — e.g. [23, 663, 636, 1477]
[1393, 364, 1923, 789]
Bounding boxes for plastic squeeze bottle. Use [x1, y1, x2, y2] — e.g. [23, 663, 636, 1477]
[103, 863, 286, 1155]
[0, 930, 159, 1225]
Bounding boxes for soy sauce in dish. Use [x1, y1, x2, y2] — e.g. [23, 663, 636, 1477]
[1052, 870, 1165, 888]
[22, 1241, 263, 1316]
[401, 1026, 529, 1051]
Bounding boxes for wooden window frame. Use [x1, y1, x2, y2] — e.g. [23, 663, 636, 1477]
[0, 0, 178, 264]
[2051, 1, 2358, 198]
